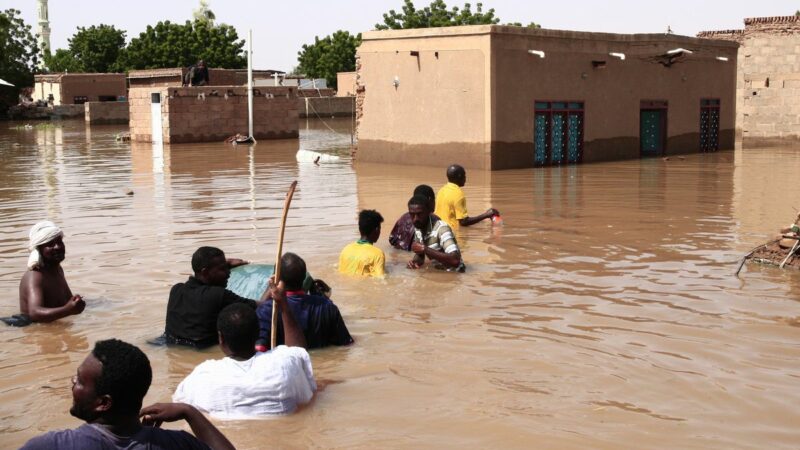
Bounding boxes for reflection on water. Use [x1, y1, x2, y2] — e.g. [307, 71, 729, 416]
[1, 119, 799, 449]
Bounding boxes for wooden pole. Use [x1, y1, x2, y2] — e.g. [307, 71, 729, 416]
[271, 181, 297, 349]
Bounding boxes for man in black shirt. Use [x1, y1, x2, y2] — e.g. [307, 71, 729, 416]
[165, 246, 267, 348]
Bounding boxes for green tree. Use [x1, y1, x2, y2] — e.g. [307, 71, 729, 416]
[505, 21, 541, 29]
[46, 24, 126, 73]
[0, 9, 39, 113]
[44, 48, 82, 73]
[375, 0, 500, 29]
[120, 20, 245, 70]
[297, 30, 361, 89]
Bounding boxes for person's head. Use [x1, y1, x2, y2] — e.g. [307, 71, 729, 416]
[413, 184, 436, 211]
[28, 221, 65, 269]
[217, 303, 259, 357]
[191, 246, 229, 287]
[279, 252, 307, 291]
[446, 164, 466, 187]
[407, 195, 431, 230]
[358, 209, 384, 243]
[197, 60, 206, 68]
[70, 339, 152, 423]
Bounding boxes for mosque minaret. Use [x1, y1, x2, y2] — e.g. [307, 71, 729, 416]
[36, 0, 51, 67]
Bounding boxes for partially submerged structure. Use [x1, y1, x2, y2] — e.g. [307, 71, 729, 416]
[356, 25, 738, 170]
[33, 73, 126, 105]
[698, 15, 800, 147]
[128, 86, 298, 144]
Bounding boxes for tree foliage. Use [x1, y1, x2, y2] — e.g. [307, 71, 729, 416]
[46, 24, 126, 73]
[297, 30, 361, 89]
[0, 9, 39, 112]
[505, 21, 541, 29]
[375, 0, 500, 29]
[120, 20, 245, 70]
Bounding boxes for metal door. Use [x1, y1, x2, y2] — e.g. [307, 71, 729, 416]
[150, 93, 163, 144]
[640, 109, 666, 156]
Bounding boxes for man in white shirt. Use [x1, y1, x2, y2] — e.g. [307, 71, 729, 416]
[173, 281, 316, 418]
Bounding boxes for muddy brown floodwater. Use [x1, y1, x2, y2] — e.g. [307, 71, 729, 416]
[1, 119, 799, 449]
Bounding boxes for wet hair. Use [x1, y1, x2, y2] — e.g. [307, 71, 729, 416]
[191, 246, 225, 274]
[92, 339, 152, 415]
[446, 164, 465, 182]
[217, 304, 259, 355]
[408, 195, 430, 210]
[280, 252, 307, 290]
[359, 210, 384, 236]
[413, 184, 435, 202]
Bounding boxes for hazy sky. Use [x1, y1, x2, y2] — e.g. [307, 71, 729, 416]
[5, 0, 798, 71]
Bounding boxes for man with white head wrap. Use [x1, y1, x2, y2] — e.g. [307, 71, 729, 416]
[15, 221, 85, 324]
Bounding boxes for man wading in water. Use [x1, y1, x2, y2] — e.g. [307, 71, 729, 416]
[407, 195, 465, 272]
[10, 221, 85, 326]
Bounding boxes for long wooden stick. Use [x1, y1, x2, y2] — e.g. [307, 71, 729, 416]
[271, 180, 297, 349]
[779, 239, 800, 269]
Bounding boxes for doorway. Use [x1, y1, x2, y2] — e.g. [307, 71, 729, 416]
[640, 100, 667, 157]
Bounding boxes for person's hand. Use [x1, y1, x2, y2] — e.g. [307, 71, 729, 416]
[226, 258, 249, 268]
[140, 402, 191, 428]
[269, 280, 287, 310]
[407, 259, 422, 269]
[410, 242, 426, 255]
[486, 208, 499, 217]
[68, 295, 85, 315]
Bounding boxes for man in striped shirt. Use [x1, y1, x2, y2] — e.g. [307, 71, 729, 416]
[406, 195, 465, 272]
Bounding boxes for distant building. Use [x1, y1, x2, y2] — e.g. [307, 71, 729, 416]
[698, 15, 800, 146]
[127, 68, 282, 88]
[356, 25, 738, 170]
[336, 72, 357, 96]
[33, 73, 126, 105]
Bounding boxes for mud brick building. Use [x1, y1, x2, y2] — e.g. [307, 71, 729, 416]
[33, 73, 126, 105]
[356, 25, 738, 170]
[128, 86, 299, 144]
[699, 15, 800, 146]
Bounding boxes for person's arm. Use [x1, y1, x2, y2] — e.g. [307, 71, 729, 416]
[407, 249, 425, 269]
[140, 402, 235, 450]
[421, 246, 462, 269]
[226, 258, 249, 268]
[20, 272, 84, 322]
[459, 208, 499, 227]
[271, 281, 306, 348]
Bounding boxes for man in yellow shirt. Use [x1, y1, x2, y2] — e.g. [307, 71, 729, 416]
[338, 210, 386, 277]
[435, 164, 499, 234]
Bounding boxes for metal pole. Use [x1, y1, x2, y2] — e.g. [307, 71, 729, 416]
[248, 29, 254, 138]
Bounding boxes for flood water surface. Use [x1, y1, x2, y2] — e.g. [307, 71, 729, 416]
[1, 120, 799, 449]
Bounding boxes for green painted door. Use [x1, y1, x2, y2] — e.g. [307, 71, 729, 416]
[640, 110, 665, 156]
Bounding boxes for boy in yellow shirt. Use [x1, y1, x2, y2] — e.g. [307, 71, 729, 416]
[338, 210, 386, 277]
[435, 164, 499, 234]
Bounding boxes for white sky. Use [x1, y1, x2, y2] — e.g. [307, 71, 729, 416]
[4, 0, 798, 71]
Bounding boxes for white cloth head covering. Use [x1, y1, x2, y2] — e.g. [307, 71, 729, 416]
[27, 221, 63, 270]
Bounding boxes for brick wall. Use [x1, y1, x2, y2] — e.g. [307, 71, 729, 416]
[85, 101, 129, 124]
[129, 86, 299, 143]
[298, 97, 355, 118]
[699, 15, 800, 145]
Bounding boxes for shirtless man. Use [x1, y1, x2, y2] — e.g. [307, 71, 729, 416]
[18, 221, 85, 323]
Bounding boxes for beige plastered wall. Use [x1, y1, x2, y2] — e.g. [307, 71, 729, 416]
[491, 29, 738, 168]
[34, 81, 61, 104]
[357, 25, 737, 170]
[357, 27, 493, 169]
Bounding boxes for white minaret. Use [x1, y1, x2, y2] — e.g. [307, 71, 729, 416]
[36, 0, 51, 67]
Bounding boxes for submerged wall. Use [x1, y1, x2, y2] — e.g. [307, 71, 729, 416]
[128, 86, 299, 143]
[357, 25, 738, 170]
[699, 16, 800, 147]
[85, 101, 129, 124]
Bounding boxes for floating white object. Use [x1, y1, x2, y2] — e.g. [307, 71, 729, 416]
[528, 49, 545, 58]
[666, 48, 693, 55]
[295, 149, 340, 162]
[609, 52, 626, 60]
[716, 56, 729, 61]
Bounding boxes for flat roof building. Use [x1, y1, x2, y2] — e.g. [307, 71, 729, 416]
[33, 73, 126, 105]
[355, 25, 738, 170]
